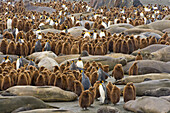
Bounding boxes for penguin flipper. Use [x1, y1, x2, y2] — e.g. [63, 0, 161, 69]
[103, 71, 111, 78]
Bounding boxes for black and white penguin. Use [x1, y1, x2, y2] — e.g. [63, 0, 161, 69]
[27, 59, 36, 68]
[18, 37, 24, 43]
[92, 30, 98, 39]
[12, 27, 19, 39]
[98, 80, 108, 104]
[1, 56, 13, 63]
[44, 40, 51, 51]
[76, 57, 83, 69]
[7, 16, 12, 31]
[16, 56, 24, 70]
[69, 60, 77, 70]
[98, 67, 111, 82]
[35, 39, 42, 52]
[81, 70, 91, 90]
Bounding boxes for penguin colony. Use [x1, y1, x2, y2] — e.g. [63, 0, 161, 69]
[0, 1, 169, 56]
[0, 0, 169, 111]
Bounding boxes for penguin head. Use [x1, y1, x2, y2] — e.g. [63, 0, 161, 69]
[71, 60, 75, 63]
[80, 70, 84, 73]
[78, 57, 82, 61]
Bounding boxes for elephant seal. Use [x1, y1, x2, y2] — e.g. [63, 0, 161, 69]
[139, 32, 161, 41]
[68, 26, 88, 37]
[106, 27, 127, 34]
[150, 46, 170, 62]
[55, 54, 80, 64]
[122, 79, 170, 96]
[26, 51, 57, 64]
[123, 60, 170, 74]
[105, 53, 135, 62]
[160, 96, 170, 102]
[61, 56, 127, 71]
[131, 44, 168, 56]
[38, 57, 59, 71]
[144, 87, 170, 97]
[115, 73, 170, 84]
[108, 23, 134, 29]
[123, 28, 163, 36]
[3, 86, 78, 102]
[12, 109, 73, 113]
[36, 29, 60, 34]
[148, 20, 170, 31]
[0, 96, 59, 113]
[124, 96, 170, 113]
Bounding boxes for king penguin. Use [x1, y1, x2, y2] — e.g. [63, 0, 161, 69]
[98, 67, 111, 82]
[69, 60, 83, 71]
[35, 39, 42, 52]
[27, 59, 37, 69]
[1, 56, 13, 63]
[99, 30, 105, 38]
[98, 80, 108, 104]
[7, 16, 12, 31]
[81, 70, 91, 90]
[18, 37, 24, 43]
[44, 40, 51, 51]
[76, 57, 83, 68]
[12, 26, 19, 39]
[16, 56, 24, 70]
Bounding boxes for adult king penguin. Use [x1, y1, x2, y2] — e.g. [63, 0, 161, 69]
[1, 56, 13, 63]
[81, 70, 91, 90]
[98, 80, 108, 104]
[16, 56, 24, 70]
[44, 40, 51, 51]
[76, 57, 83, 68]
[35, 39, 42, 52]
[7, 16, 12, 31]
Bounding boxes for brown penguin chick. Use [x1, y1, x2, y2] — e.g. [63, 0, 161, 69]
[1, 75, 11, 90]
[114, 39, 122, 53]
[127, 39, 134, 54]
[35, 74, 46, 86]
[67, 74, 76, 92]
[108, 39, 115, 53]
[85, 22, 91, 30]
[128, 82, 136, 100]
[106, 82, 113, 92]
[91, 61, 97, 67]
[71, 43, 79, 54]
[53, 65, 59, 73]
[88, 87, 96, 105]
[90, 66, 97, 74]
[61, 42, 70, 55]
[93, 82, 100, 99]
[39, 66, 45, 72]
[79, 90, 91, 110]
[123, 82, 135, 102]
[54, 74, 63, 88]
[24, 71, 31, 85]
[94, 45, 104, 55]
[32, 70, 39, 85]
[20, 43, 29, 56]
[41, 71, 49, 85]
[165, 42, 170, 45]
[59, 64, 65, 73]
[17, 73, 28, 85]
[110, 85, 120, 104]
[48, 73, 56, 86]
[15, 42, 21, 56]
[6, 41, 16, 55]
[0, 66, 3, 74]
[0, 74, 4, 90]
[66, 61, 70, 68]
[121, 40, 129, 54]
[55, 41, 63, 55]
[81, 42, 89, 53]
[135, 52, 143, 60]
[74, 80, 84, 96]
[149, 36, 157, 45]
[112, 64, 124, 81]
[12, 17, 18, 29]
[0, 39, 8, 54]
[140, 38, 148, 49]
[61, 74, 68, 90]
[129, 62, 138, 75]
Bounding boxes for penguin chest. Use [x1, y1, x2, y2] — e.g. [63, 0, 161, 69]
[83, 32, 90, 38]
[99, 85, 106, 103]
[93, 33, 97, 39]
[7, 19, 12, 29]
[71, 17, 74, 24]
[16, 59, 20, 70]
[76, 61, 83, 68]
[99, 32, 105, 38]
[38, 35, 42, 39]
